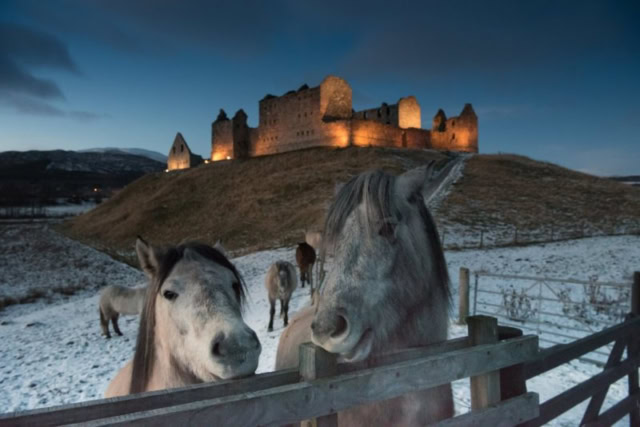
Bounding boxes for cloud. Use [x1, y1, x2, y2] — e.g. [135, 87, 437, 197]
[0, 56, 65, 99]
[0, 22, 79, 73]
[0, 22, 104, 120]
[0, 91, 108, 121]
[0, 22, 79, 100]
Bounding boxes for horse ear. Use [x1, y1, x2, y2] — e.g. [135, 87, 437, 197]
[394, 164, 430, 202]
[136, 236, 160, 278]
[214, 240, 227, 257]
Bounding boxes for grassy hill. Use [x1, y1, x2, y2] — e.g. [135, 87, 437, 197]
[61, 147, 450, 263]
[61, 147, 640, 264]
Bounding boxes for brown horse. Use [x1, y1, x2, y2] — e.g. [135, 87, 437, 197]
[265, 260, 298, 331]
[276, 166, 454, 426]
[105, 237, 261, 397]
[98, 285, 146, 338]
[295, 242, 316, 288]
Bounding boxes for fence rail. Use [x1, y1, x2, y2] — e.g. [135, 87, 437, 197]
[0, 319, 539, 427]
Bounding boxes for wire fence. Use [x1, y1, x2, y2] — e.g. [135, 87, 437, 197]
[470, 270, 633, 366]
[439, 221, 640, 251]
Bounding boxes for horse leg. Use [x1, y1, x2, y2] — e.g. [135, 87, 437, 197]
[268, 299, 275, 332]
[112, 315, 123, 336]
[300, 270, 305, 288]
[99, 308, 111, 339]
[280, 299, 284, 318]
[283, 298, 290, 327]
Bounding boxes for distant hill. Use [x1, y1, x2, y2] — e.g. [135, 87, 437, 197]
[0, 150, 164, 206]
[609, 175, 640, 187]
[79, 147, 167, 163]
[61, 146, 640, 265]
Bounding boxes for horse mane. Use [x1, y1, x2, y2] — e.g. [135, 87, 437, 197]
[322, 169, 450, 300]
[129, 242, 246, 394]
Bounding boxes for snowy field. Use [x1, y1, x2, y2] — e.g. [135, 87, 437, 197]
[0, 223, 639, 426]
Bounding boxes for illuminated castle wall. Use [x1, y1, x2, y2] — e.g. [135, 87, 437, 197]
[209, 75, 478, 162]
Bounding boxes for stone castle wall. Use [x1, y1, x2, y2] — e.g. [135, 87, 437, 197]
[206, 75, 478, 166]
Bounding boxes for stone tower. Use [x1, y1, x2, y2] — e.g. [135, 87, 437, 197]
[211, 109, 233, 161]
[232, 109, 250, 159]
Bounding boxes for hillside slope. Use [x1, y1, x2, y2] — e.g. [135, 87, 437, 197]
[438, 154, 640, 247]
[62, 148, 640, 262]
[62, 147, 450, 261]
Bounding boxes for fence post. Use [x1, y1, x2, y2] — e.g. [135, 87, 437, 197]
[299, 343, 338, 427]
[468, 316, 501, 410]
[629, 272, 640, 427]
[479, 230, 484, 249]
[458, 267, 470, 325]
[497, 326, 527, 401]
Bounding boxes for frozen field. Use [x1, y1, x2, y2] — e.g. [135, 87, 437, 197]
[0, 222, 638, 426]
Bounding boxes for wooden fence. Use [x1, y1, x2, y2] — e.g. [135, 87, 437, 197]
[1, 272, 638, 426]
[0, 316, 539, 427]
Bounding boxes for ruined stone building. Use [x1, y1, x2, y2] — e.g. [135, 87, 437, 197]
[167, 132, 203, 171]
[209, 75, 478, 162]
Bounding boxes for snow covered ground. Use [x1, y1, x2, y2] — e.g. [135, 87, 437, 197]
[0, 223, 638, 426]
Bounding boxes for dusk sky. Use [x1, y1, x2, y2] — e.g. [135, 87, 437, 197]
[1, 0, 638, 175]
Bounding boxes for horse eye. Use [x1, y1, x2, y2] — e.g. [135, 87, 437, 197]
[163, 290, 178, 301]
[379, 221, 396, 239]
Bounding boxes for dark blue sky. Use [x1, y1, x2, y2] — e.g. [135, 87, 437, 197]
[1, 1, 638, 175]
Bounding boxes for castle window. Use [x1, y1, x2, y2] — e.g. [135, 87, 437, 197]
[377, 109, 381, 118]
[181, 144, 184, 152]
[452, 120, 455, 127]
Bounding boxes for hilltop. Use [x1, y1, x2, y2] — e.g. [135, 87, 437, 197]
[61, 147, 640, 263]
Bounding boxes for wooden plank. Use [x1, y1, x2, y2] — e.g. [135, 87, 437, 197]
[498, 326, 527, 401]
[521, 356, 639, 427]
[338, 337, 470, 374]
[458, 267, 470, 325]
[468, 316, 501, 410]
[524, 316, 640, 378]
[299, 343, 338, 427]
[0, 337, 469, 427]
[581, 334, 628, 424]
[435, 392, 539, 427]
[583, 392, 640, 427]
[0, 368, 300, 427]
[67, 336, 538, 427]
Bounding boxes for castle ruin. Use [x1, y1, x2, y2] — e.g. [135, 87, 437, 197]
[210, 75, 478, 162]
[167, 132, 203, 170]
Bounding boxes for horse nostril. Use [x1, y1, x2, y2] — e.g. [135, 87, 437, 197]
[331, 315, 348, 338]
[311, 321, 317, 332]
[212, 333, 225, 357]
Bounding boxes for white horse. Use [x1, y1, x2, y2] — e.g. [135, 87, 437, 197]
[98, 285, 146, 338]
[105, 237, 261, 397]
[277, 166, 454, 425]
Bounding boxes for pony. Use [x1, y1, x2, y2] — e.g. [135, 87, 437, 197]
[98, 285, 146, 338]
[105, 237, 261, 397]
[305, 230, 324, 286]
[295, 242, 316, 288]
[265, 260, 297, 331]
[276, 165, 454, 426]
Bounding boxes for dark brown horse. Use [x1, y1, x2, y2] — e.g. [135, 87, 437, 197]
[295, 242, 316, 288]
